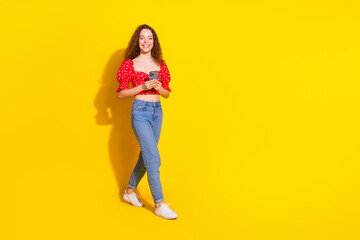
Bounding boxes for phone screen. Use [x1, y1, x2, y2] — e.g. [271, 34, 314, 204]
[149, 71, 159, 80]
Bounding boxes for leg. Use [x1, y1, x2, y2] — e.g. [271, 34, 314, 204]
[151, 106, 163, 145]
[131, 112, 164, 204]
[128, 110, 162, 192]
[151, 106, 165, 207]
[128, 150, 147, 190]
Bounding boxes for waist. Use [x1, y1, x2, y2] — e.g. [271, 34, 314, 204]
[135, 94, 160, 102]
[133, 98, 161, 107]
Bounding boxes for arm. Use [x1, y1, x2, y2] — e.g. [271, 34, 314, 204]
[118, 80, 161, 99]
[154, 82, 170, 99]
[117, 84, 145, 99]
[155, 59, 171, 98]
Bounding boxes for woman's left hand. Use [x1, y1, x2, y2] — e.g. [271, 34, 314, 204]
[153, 80, 162, 91]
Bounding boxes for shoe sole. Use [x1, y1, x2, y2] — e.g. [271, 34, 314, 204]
[154, 212, 178, 220]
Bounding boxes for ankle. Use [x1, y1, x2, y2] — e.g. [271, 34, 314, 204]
[126, 188, 134, 194]
[155, 202, 164, 208]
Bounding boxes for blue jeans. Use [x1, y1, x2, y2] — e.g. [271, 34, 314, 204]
[128, 99, 164, 203]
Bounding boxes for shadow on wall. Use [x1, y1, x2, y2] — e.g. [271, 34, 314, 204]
[93, 49, 139, 198]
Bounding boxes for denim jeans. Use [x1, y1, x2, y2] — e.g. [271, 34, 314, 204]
[128, 99, 164, 203]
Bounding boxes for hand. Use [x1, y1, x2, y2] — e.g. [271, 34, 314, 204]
[141, 79, 159, 90]
[152, 80, 162, 91]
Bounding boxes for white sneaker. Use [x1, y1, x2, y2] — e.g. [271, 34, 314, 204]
[123, 189, 144, 207]
[155, 203, 178, 219]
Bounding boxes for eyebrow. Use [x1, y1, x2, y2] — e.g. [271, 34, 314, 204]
[140, 35, 153, 37]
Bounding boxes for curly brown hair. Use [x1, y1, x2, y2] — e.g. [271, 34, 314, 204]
[123, 24, 163, 65]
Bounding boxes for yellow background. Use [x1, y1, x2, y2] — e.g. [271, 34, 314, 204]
[1, 0, 360, 239]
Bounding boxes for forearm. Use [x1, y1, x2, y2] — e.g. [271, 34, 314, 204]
[117, 85, 144, 99]
[117, 83, 170, 99]
[157, 86, 170, 99]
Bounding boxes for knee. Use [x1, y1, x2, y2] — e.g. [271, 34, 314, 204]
[147, 160, 161, 174]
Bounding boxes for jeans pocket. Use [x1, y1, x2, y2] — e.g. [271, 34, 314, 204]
[134, 105, 148, 111]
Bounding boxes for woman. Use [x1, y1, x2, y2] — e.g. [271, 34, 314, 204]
[116, 24, 178, 220]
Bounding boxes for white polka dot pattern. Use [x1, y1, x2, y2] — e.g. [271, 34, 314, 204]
[116, 59, 172, 95]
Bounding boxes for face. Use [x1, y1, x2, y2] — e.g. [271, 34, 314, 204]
[138, 29, 154, 53]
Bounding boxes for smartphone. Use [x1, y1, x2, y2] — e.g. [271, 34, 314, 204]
[149, 71, 159, 81]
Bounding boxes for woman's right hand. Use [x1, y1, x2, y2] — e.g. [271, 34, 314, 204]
[141, 79, 158, 90]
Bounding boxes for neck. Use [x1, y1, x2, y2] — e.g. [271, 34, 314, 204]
[137, 51, 153, 63]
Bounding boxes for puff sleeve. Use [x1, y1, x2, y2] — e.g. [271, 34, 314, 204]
[116, 60, 132, 92]
[161, 60, 172, 92]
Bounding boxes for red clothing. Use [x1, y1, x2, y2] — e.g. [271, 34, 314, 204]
[116, 59, 171, 94]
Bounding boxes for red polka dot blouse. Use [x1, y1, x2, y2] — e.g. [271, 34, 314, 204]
[116, 59, 171, 95]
